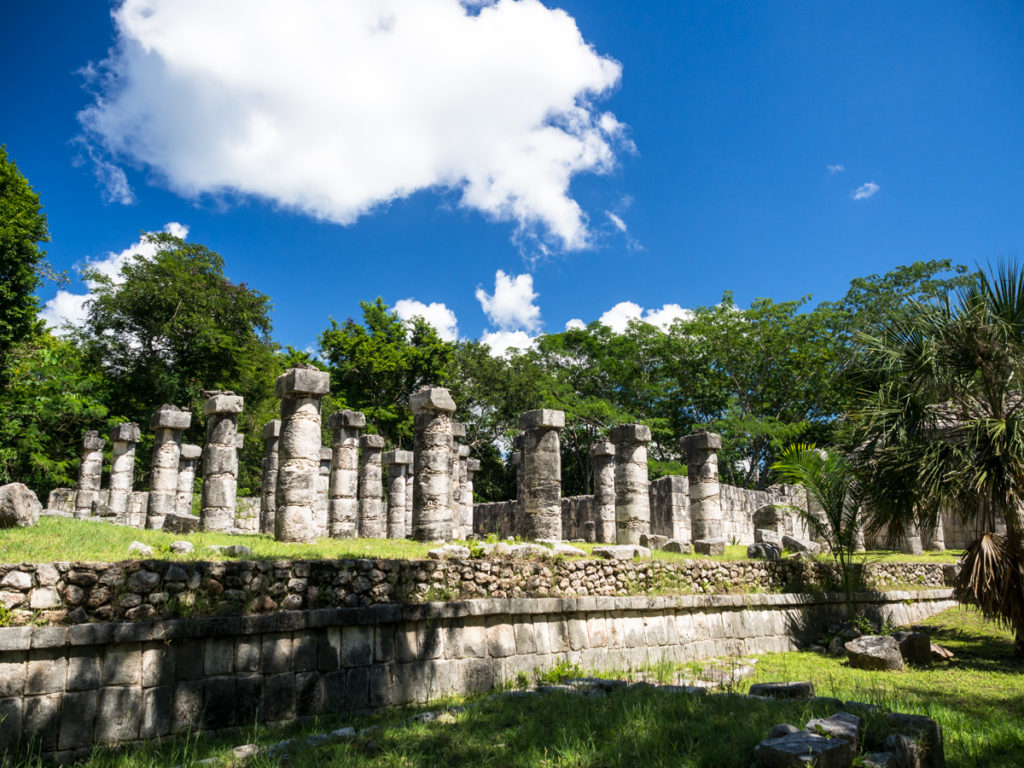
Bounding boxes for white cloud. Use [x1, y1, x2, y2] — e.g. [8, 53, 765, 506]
[564, 318, 586, 331]
[78, 0, 628, 251]
[827, 164, 845, 174]
[605, 211, 627, 232]
[393, 299, 459, 341]
[480, 329, 537, 357]
[598, 301, 692, 333]
[851, 182, 880, 200]
[475, 270, 541, 332]
[39, 222, 189, 333]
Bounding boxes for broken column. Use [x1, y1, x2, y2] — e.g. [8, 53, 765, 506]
[259, 420, 281, 534]
[682, 430, 724, 547]
[358, 434, 386, 538]
[405, 465, 414, 538]
[924, 512, 946, 552]
[411, 387, 457, 541]
[315, 447, 332, 537]
[274, 367, 331, 542]
[74, 430, 106, 518]
[147, 405, 192, 530]
[327, 409, 365, 538]
[519, 409, 564, 541]
[458, 445, 472, 539]
[383, 450, 413, 539]
[589, 440, 616, 543]
[610, 424, 652, 545]
[465, 457, 480, 535]
[107, 423, 141, 525]
[200, 390, 244, 532]
[449, 423, 466, 537]
[511, 433, 524, 536]
[176, 443, 202, 517]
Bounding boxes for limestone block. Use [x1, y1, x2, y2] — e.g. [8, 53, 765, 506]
[805, 712, 861, 752]
[80, 431, 105, 452]
[203, 393, 244, 415]
[150, 406, 192, 431]
[0, 483, 41, 528]
[451, 422, 467, 439]
[111, 423, 141, 443]
[466, 458, 481, 472]
[410, 387, 456, 414]
[694, 538, 726, 556]
[203, 444, 239, 475]
[262, 420, 282, 439]
[681, 431, 722, 452]
[519, 409, 565, 430]
[383, 450, 414, 465]
[360, 434, 385, 449]
[589, 440, 615, 457]
[609, 423, 652, 443]
[275, 367, 330, 398]
[179, 443, 202, 461]
[328, 409, 366, 429]
[845, 636, 903, 671]
[754, 732, 853, 768]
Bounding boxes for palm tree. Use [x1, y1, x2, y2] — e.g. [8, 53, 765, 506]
[772, 444, 864, 620]
[852, 261, 1024, 654]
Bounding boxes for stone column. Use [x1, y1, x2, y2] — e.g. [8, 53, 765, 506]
[384, 450, 413, 539]
[313, 446, 331, 537]
[511, 434, 524, 537]
[589, 440, 616, 544]
[405, 465, 414, 538]
[924, 512, 946, 552]
[200, 391, 244, 532]
[448, 423, 465, 537]
[75, 430, 106, 518]
[358, 434, 386, 538]
[902, 521, 924, 555]
[610, 424, 652, 545]
[411, 387, 457, 541]
[519, 409, 564, 541]
[682, 430, 724, 543]
[458, 445, 473, 539]
[465, 457, 480, 536]
[147, 405, 192, 530]
[259, 420, 281, 534]
[274, 367, 331, 542]
[176, 443, 201, 517]
[327, 409, 365, 538]
[107, 423, 141, 525]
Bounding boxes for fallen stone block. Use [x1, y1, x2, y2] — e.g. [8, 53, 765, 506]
[639, 533, 668, 550]
[806, 712, 861, 752]
[162, 512, 200, 534]
[170, 541, 195, 554]
[663, 539, 692, 554]
[845, 636, 903, 671]
[747, 542, 782, 561]
[930, 643, 954, 662]
[0, 482, 41, 528]
[893, 631, 931, 665]
[755, 528, 783, 547]
[782, 535, 821, 555]
[693, 538, 726, 556]
[884, 712, 944, 768]
[592, 545, 651, 560]
[749, 682, 815, 699]
[754, 731, 854, 768]
[127, 541, 154, 557]
[428, 545, 471, 560]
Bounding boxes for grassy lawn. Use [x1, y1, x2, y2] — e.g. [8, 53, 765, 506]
[32, 606, 1020, 768]
[0, 517, 962, 566]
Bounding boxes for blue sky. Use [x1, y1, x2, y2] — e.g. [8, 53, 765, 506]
[3, 1, 1023, 355]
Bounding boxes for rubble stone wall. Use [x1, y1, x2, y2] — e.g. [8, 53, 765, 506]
[0, 588, 955, 763]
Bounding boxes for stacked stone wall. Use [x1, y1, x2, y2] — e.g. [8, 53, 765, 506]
[0, 557, 957, 626]
[0, 589, 956, 763]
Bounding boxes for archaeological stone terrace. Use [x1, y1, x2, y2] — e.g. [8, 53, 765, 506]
[41, 372, 973, 552]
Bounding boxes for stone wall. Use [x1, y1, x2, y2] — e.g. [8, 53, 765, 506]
[0, 589, 955, 763]
[0, 557, 957, 627]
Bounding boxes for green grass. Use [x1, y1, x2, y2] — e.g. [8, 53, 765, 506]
[749, 606, 1024, 767]
[0, 517, 962, 566]
[31, 606, 1019, 768]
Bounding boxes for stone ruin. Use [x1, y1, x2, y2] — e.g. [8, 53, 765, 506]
[44, 370, 961, 552]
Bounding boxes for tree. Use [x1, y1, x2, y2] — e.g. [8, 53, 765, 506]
[0, 146, 49, 373]
[853, 262, 1024, 652]
[772, 444, 863, 620]
[0, 332, 108, 497]
[319, 299, 454, 446]
[74, 232, 281, 489]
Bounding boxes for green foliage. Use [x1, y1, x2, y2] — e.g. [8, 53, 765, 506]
[0, 332, 108, 495]
[0, 146, 49, 373]
[319, 299, 453, 446]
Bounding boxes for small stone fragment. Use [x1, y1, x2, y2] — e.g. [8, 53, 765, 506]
[170, 541, 195, 554]
[749, 682, 815, 699]
[128, 541, 154, 556]
[0, 482, 42, 528]
[806, 712, 861, 752]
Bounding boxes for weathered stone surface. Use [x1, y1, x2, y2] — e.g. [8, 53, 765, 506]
[110, 422, 141, 443]
[150, 406, 192, 431]
[749, 681, 815, 699]
[663, 539, 692, 554]
[884, 712, 944, 768]
[845, 635, 904, 671]
[748, 542, 782, 561]
[410, 387, 456, 414]
[783, 535, 821, 555]
[127, 541, 154, 557]
[591, 545, 651, 560]
[754, 731, 854, 768]
[162, 513, 200, 534]
[275, 367, 330, 398]
[329, 409, 367, 430]
[755, 528, 783, 547]
[383, 450, 414, 466]
[682, 431, 723, 541]
[693, 538, 726, 556]
[930, 643, 954, 662]
[0, 483, 41, 528]
[590, 440, 616, 544]
[893, 631, 931, 665]
[358, 434, 386, 538]
[612, 424, 651, 545]
[806, 712, 860, 751]
[519, 409, 565, 430]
